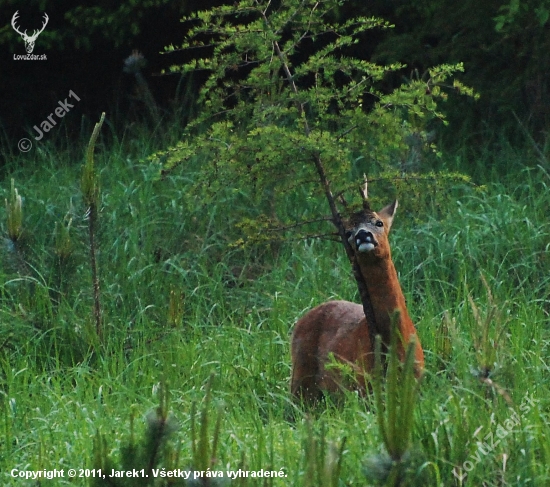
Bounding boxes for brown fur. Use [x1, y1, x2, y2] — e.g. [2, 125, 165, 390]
[290, 201, 424, 402]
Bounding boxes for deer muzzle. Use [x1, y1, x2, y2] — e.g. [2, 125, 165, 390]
[354, 229, 377, 253]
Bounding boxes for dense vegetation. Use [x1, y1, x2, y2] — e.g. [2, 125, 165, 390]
[1, 0, 550, 486]
[2, 129, 548, 485]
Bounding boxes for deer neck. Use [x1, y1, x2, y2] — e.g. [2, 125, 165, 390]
[358, 255, 412, 345]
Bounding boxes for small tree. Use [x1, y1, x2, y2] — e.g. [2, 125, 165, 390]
[156, 0, 473, 324]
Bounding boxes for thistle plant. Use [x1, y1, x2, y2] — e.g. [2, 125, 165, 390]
[91, 382, 180, 487]
[189, 375, 224, 483]
[302, 418, 346, 487]
[363, 312, 424, 486]
[167, 287, 185, 328]
[81, 112, 105, 340]
[4, 179, 30, 277]
[52, 215, 75, 299]
[124, 50, 161, 126]
[54, 217, 73, 261]
[468, 274, 511, 402]
[5, 179, 23, 245]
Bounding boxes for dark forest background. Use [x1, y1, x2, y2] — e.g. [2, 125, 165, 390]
[1, 0, 549, 159]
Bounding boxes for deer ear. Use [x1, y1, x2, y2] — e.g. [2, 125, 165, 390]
[378, 200, 398, 231]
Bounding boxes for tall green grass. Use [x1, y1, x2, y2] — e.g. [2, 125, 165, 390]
[0, 135, 549, 485]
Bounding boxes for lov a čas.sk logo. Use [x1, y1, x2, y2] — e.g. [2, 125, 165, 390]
[12, 10, 48, 60]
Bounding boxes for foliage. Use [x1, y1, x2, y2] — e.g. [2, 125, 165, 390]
[64, 0, 176, 50]
[363, 317, 427, 486]
[301, 419, 346, 487]
[364, 0, 550, 145]
[494, 0, 550, 31]
[188, 375, 224, 481]
[155, 0, 473, 244]
[91, 382, 219, 487]
[0, 132, 549, 485]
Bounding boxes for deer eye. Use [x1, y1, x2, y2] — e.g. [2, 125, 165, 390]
[375, 220, 384, 227]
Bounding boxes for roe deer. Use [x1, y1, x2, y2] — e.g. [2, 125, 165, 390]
[290, 200, 424, 402]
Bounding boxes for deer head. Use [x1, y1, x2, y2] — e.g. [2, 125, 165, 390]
[11, 11, 49, 54]
[345, 200, 397, 262]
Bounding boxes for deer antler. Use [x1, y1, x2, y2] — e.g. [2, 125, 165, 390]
[11, 11, 48, 39]
[360, 174, 370, 210]
[11, 11, 25, 37]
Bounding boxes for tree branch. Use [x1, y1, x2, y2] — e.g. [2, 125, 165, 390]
[255, 0, 378, 334]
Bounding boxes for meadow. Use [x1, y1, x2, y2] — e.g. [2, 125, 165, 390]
[0, 130, 549, 486]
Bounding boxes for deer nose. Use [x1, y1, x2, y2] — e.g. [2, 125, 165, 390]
[355, 229, 376, 252]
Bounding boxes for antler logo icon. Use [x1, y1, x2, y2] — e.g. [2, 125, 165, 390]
[11, 11, 49, 54]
